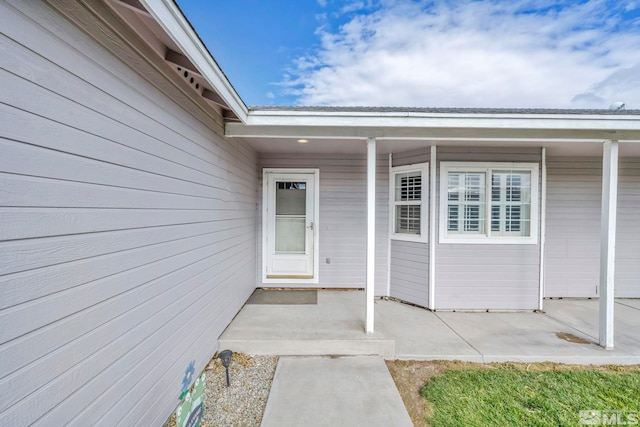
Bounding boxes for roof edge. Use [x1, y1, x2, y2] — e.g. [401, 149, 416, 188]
[248, 106, 640, 116]
[139, 0, 248, 121]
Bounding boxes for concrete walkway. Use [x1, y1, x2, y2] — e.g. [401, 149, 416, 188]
[219, 290, 640, 364]
[260, 356, 413, 427]
[220, 291, 640, 427]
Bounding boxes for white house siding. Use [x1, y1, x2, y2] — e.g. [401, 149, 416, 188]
[544, 157, 601, 297]
[389, 240, 430, 307]
[388, 149, 431, 307]
[435, 147, 542, 310]
[545, 156, 640, 298]
[258, 153, 389, 296]
[617, 158, 640, 297]
[0, 2, 257, 426]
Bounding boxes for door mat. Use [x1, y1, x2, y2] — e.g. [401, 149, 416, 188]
[246, 289, 318, 305]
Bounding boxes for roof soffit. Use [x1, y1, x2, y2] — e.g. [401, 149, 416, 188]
[121, 0, 248, 121]
[226, 109, 640, 142]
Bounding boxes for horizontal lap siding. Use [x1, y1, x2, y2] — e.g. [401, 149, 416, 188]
[544, 156, 640, 298]
[389, 150, 430, 307]
[0, 2, 257, 427]
[392, 149, 430, 167]
[435, 147, 541, 310]
[258, 154, 389, 295]
[436, 245, 540, 309]
[390, 240, 429, 307]
[544, 157, 601, 297]
[616, 159, 640, 297]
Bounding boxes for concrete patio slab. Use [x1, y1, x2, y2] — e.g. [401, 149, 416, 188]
[544, 299, 640, 359]
[219, 290, 640, 364]
[260, 356, 413, 427]
[219, 291, 395, 358]
[375, 298, 481, 360]
[618, 299, 640, 310]
[616, 298, 640, 310]
[435, 309, 637, 364]
[543, 299, 601, 339]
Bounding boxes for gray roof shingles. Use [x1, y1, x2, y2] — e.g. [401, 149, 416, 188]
[248, 106, 640, 115]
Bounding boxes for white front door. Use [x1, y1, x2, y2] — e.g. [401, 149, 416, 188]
[263, 169, 319, 282]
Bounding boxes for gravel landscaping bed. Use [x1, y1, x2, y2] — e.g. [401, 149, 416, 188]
[167, 353, 278, 427]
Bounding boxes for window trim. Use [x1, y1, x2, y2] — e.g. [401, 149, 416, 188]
[439, 162, 539, 245]
[390, 163, 429, 243]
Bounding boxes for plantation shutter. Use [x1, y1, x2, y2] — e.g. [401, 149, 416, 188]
[394, 171, 422, 235]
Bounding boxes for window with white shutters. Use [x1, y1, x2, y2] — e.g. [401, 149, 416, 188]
[440, 162, 538, 244]
[490, 171, 532, 236]
[391, 163, 428, 242]
[447, 172, 485, 234]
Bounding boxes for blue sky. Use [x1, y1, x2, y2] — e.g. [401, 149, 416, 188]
[176, 0, 640, 109]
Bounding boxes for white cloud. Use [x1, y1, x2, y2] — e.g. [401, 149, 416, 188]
[573, 62, 640, 107]
[282, 0, 640, 108]
[340, 2, 366, 14]
[316, 0, 328, 8]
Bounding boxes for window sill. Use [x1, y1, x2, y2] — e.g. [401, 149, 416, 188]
[439, 236, 538, 245]
[391, 234, 428, 243]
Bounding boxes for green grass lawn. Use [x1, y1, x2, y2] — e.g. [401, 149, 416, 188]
[420, 364, 640, 426]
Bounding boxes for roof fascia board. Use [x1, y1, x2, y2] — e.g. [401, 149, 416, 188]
[242, 110, 640, 131]
[139, 0, 248, 121]
[225, 123, 640, 141]
[247, 109, 640, 119]
[226, 109, 640, 140]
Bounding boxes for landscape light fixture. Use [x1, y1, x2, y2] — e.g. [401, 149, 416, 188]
[218, 349, 233, 387]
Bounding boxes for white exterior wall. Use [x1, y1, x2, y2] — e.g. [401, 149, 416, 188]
[389, 240, 430, 307]
[387, 147, 542, 310]
[435, 147, 542, 310]
[0, 1, 257, 426]
[389, 150, 430, 306]
[545, 156, 640, 298]
[545, 157, 601, 297]
[258, 153, 389, 296]
[617, 158, 640, 297]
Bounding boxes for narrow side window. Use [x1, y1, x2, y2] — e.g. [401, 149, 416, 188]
[390, 163, 428, 242]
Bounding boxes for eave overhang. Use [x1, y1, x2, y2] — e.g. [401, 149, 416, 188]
[109, 1, 640, 144]
[136, 0, 248, 121]
[226, 109, 640, 142]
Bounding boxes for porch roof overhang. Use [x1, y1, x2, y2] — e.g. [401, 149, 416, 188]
[227, 107, 640, 142]
[118, 1, 640, 151]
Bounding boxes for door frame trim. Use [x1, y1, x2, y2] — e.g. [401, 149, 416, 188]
[262, 168, 320, 285]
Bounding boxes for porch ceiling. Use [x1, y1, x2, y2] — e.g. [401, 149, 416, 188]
[228, 107, 640, 156]
[237, 136, 640, 157]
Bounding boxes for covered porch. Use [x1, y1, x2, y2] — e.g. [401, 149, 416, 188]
[219, 290, 640, 364]
[229, 109, 640, 349]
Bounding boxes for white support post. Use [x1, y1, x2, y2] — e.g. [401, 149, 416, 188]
[428, 145, 437, 310]
[386, 153, 392, 298]
[538, 147, 547, 311]
[366, 137, 376, 333]
[599, 140, 618, 349]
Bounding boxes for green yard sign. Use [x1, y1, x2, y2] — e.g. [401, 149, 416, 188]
[176, 372, 206, 427]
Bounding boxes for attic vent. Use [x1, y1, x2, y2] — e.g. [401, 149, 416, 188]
[176, 66, 200, 90]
